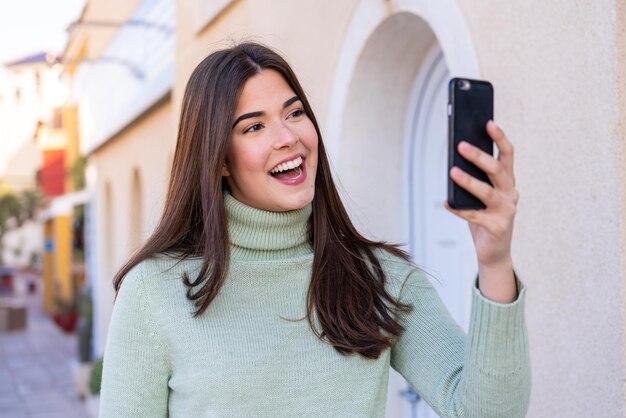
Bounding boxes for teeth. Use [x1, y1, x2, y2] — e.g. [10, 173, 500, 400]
[270, 156, 303, 174]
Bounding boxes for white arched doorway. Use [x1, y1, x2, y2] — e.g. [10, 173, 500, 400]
[326, 1, 481, 417]
[129, 167, 144, 252]
[405, 44, 474, 330]
[96, 180, 117, 355]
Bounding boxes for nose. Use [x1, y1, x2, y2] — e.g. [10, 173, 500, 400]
[273, 122, 298, 149]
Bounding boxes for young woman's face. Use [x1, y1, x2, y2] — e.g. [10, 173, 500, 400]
[224, 69, 318, 212]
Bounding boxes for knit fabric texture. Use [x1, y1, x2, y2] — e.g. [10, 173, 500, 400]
[99, 193, 531, 417]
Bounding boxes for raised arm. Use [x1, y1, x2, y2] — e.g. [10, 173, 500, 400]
[392, 120, 531, 416]
[390, 270, 530, 417]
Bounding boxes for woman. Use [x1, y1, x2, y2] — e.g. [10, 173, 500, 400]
[100, 42, 530, 417]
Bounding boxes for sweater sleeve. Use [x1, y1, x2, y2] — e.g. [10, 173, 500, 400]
[99, 267, 171, 418]
[390, 270, 530, 418]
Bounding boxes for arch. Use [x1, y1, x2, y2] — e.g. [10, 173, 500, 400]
[129, 167, 144, 252]
[98, 179, 118, 355]
[326, 2, 482, 416]
[327, 0, 481, 329]
[404, 43, 474, 328]
[326, 0, 480, 157]
[104, 181, 114, 270]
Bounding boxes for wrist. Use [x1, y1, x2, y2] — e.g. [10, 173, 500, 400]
[477, 257, 516, 303]
[478, 256, 513, 273]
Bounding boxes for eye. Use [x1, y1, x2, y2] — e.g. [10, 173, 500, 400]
[287, 108, 306, 119]
[243, 123, 264, 134]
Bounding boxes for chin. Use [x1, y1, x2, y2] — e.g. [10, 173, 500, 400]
[276, 191, 314, 212]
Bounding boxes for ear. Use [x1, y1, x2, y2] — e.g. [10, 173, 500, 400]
[221, 163, 231, 177]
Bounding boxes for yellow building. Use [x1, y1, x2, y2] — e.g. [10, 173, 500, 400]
[39, 189, 87, 314]
[36, 102, 86, 314]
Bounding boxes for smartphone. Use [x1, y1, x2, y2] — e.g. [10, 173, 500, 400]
[447, 77, 494, 210]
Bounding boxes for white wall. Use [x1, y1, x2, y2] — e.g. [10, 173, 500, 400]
[455, 1, 625, 415]
[0, 60, 64, 180]
[1, 220, 43, 268]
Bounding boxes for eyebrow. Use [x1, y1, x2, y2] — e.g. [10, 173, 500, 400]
[232, 95, 301, 129]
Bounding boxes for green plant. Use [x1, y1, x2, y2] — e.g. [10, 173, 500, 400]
[18, 189, 42, 222]
[89, 357, 103, 395]
[72, 204, 85, 262]
[77, 286, 93, 362]
[69, 155, 87, 190]
[0, 193, 21, 235]
[53, 293, 77, 314]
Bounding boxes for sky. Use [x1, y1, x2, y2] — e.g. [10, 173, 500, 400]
[0, 0, 87, 64]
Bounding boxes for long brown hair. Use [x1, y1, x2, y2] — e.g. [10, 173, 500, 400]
[114, 42, 413, 359]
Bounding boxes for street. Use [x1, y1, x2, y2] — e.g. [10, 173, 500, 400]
[0, 272, 89, 418]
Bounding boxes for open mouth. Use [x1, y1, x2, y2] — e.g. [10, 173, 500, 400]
[269, 156, 304, 180]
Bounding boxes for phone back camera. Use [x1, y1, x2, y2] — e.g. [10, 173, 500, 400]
[457, 79, 471, 91]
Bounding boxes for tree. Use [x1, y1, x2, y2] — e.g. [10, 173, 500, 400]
[18, 189, 42, 223]
[0, 189, 42, 264]
[0, 193, 21, 235]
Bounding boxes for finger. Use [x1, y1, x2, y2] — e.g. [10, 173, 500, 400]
[457, 141, 513, 190]
[444, 200, 484, 223]
[444, 200, 509, 236]
[486, 120, 514, 174]
[450, 166, 499, 207]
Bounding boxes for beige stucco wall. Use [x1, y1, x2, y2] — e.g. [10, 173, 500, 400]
[92, 99, 175, 354]
[175, 0, 360, 134]
[617, 0, 626, 409]
[170, 0, 626, 415]
[457, 1, 625, 415]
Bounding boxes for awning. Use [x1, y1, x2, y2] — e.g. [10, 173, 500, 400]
[39, 189, 90, 220]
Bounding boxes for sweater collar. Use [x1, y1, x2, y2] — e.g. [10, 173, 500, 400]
[224, 192, 313, 260]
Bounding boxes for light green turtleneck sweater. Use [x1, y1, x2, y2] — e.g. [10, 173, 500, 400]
[99, 194, 530, 418]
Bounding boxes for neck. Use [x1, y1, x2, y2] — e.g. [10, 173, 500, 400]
[224, 192, 313, 261]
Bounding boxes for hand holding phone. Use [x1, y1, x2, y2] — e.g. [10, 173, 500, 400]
[447, 78, 494, 209]
[445, 78, 520, 302]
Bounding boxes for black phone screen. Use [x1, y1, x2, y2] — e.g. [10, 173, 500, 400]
[447, 78, 494, 209]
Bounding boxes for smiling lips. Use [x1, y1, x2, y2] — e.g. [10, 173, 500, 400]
[269, 156, 303, 174]
[268, 156, 306, 185]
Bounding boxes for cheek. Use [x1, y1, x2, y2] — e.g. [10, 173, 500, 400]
[229, 144, 268, 177]
[297, 122, 319, 155]
[305, 136, 319, 166]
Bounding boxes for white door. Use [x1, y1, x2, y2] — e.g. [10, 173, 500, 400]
[398, 44, 477, 418]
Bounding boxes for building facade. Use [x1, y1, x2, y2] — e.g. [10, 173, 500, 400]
[63, 0, 175, 356]
[74, 0, 626, 416]
[0, 52, 85, 313]
[0, 52, 63, 189]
